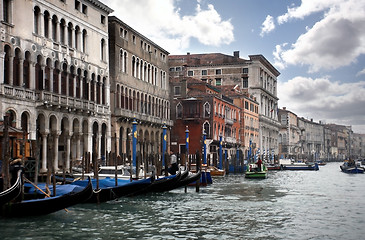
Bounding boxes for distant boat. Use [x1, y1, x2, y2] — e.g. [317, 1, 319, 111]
[1, 177, 93, 217]
[0, 170, 22, 206]
[245, 164, 268, 179]
[207, 165, 226, 177]
[340, 161, 364, 174]
[266, 163, 282, 171]
[279, 159, 319, 171]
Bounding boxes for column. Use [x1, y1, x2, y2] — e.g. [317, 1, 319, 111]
[40, 131, 49, 172]
[0, 52, 4, 85]
[76, 133, 82, 160]
[40, 13, 45, 37]
[66, 133, 71, 171]
[8, 55, 14, 85]
[53, 131, 60, 171]
[19, 58, 24, 87]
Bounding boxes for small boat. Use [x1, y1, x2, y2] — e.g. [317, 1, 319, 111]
[1, 177, 93, 217]
[266, 163, 282, 171]
[340, 161, 364, 174]
[207, 165, 226, 177]
[0, 170, 22, 206]
[245, 164, 267, 179]
[70, 176, 154, 203]
[279, 159, 319, 171]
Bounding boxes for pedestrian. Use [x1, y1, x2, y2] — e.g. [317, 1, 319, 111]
[168, 151, 178, 175]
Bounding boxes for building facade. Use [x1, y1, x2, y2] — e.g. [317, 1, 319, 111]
[108, 16, 171, 163]
[169, 52, 280, 156]
[1, 0, 113, 172]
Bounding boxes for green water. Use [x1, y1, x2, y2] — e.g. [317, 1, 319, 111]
[1, 162, 365, 239]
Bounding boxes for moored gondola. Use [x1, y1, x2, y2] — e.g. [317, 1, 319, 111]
[0, 170, 22, 206]
[71, 176, 154, 203]
[0, 177, 93, 217]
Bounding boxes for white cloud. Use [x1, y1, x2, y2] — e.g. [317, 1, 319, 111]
[275, 0, 365, 72]
[278, 76, 365, 133]
[101, 0, 234, 54]
[260, 15, 275, 37]
[356, 68, 365, 77]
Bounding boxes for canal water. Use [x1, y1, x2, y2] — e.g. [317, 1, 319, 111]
[1, 162, 365, 240]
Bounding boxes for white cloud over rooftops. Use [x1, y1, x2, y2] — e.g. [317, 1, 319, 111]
[278, 76, 365, 132]
[102, 0, 234, 54]
[274, 0, 365, 73]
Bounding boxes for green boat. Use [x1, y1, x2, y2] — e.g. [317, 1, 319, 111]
[245, 164, 267, 179]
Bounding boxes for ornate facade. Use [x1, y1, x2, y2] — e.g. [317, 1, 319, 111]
[108, 16, 172, 162]
[0, 0, 113, 172]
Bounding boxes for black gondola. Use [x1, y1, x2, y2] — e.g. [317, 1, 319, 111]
[1, 177, 93, 217]
[174, 170, 201, 189]
[71, 176, 155, 203]
[0, 170, 22, 206]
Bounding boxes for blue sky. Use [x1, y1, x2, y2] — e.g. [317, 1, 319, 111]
[102, 0, 365, 133]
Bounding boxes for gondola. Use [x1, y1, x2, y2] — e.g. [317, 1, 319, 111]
[0, 177, 93, 217]
[71, 176, 154, 203]
[0, 170, 22, 206]
[131, 170, 182, 195]
[175, 170, 201, 189]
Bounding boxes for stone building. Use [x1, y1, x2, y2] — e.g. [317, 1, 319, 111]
[278, 107, 301, 159]
[108, 16, 171, 163]
[169, 52, 280, 156]
[0, 0, 113, 172]
[297, 118, 324, 161]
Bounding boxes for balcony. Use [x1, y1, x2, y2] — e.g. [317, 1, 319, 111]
[225, 118, 234, 125]
[1, 84, 109, 115]
[114, 108, 173, 126]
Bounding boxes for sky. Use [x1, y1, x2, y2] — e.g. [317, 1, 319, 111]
[101, 0, 365, 134]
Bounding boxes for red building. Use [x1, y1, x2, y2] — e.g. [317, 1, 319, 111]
[170, 77, 240, 165]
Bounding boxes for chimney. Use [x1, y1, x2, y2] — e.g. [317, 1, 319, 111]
[234, 51, 239, 58]
[283, 107, 286, 110]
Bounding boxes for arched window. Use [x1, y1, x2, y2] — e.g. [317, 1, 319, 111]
[53, 61, 60, 93]
[75, 26, 80, 50]
[69, 66, 75, 97]
[61, 63, 67, 95]
[131, 56, 136, 77]
[124, 52, 127, 73]
[52, 15, 58, 42]
[68, 23, 73, 47]
[13, 48, 21, 87]
[203, 102, 210, 118]
[203, 122, 210, 138]
[101, 38, 106, 61]
[102, 77, 106, 104]
[44, 11, 50, 38]
[83, 71, 88, 100]
[96, 75, 101, 104]
[76, 68, 81, 98]
[34, 7, 41, 35]
[91, 74, 95, 101]
[82, 30, 87, 53]
[4, 45, 11, 84]
[23, 51, 31, 88]
[176, 103, 182, 119]
[35, 55, 43, 90]
[45, 58, 51, 91]
[60, 19, 66, 44]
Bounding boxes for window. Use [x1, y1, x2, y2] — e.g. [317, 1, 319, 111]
[75, 0, 80, 11]
[216, 69, 222, 75]
[175, 67, 182, 71]
[174, 86, 181, 96]
[82, 4, 88, 14]
[245, 101, 249, 110]
[187, 71, 193, 76]
[203, 122, 210, 138]
[101, 15, 106, 24]
[176, 103, 182, 118]
[169, 67, 175, 72]
[243, 68, 248, 74]
[242, 77, 248, 88]
[133, 35, 136, 44]
[215, 78, 222, 86]
[202, 70, 207, 75]
[204, 102, 210, 118]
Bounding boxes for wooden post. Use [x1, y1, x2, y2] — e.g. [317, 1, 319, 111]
[195, 151, 200, 192]
[114, 133, 118, 186]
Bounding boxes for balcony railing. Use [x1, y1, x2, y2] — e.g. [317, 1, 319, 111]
[1, 84, 109, 115]
[114, 108, 173, 126]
